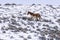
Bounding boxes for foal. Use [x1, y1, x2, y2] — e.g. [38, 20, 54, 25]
[27, 11, 41, 20]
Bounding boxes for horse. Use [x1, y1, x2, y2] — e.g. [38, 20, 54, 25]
[27, 11, 41, 20]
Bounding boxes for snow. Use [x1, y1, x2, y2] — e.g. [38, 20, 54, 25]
[0, 4, 60, 40]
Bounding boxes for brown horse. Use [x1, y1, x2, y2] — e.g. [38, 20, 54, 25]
[27, 11, 41, 20]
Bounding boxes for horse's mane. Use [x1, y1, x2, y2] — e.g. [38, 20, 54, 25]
[28, 11, 33, 15]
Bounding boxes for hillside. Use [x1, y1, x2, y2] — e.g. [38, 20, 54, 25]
[0, 4, 60, 40]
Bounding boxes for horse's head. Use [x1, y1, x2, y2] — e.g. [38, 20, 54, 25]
[27, 11, 32, 15]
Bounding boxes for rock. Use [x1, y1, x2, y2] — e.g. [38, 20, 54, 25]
[2, 31, 6, 33]
[56, 19, 60, 23]
[39, 36, 46, 40]
[8, 24, 17, 30]
[28, 22, 34, 25]
[10, 36, 14, 39]
[55, 37, 60, 40]
[43, 24, 49, 27]
[27, 35, 32, 39]
[0, 20, 2, 23]
[36, 28, 40, 31]
[24, 38, 27, 40]
[0, 39, 3, 40]
[43, 19, 51, 22]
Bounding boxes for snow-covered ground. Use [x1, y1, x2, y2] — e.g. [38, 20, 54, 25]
[0, 4, 60, 40]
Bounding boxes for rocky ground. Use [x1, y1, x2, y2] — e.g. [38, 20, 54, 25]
[0, 4, 60, 40]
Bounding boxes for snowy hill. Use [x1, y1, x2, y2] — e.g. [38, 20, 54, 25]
[0, 4, 60, 40]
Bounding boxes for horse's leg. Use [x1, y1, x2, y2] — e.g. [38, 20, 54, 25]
[38, 17, 42, 21]
[35, 17, 38, 21]
[32, 16, 36, 21]
[35, 17, 40, 21]
[31, 16, 34, 19]
[38, 17, 40, 20]
[37, 17, 39, 21]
